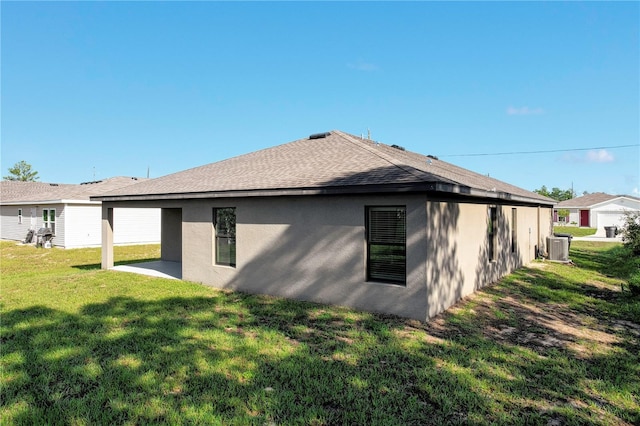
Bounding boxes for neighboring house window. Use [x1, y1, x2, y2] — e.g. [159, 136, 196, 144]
[18, 209, 22, 224]
[366, 206, 406, 285]
[511, 208, 517, 254]
[488, 207, 497, 261]
[43, 209, 56, 234]
[213, 207, 236, 267]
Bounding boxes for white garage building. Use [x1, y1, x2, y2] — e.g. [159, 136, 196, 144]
[554, 193, 640, 235]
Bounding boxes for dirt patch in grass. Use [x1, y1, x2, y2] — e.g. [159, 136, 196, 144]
[421, 262, 629, 360]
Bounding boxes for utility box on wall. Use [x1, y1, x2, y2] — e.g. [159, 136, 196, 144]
[547, 236, 569, 262]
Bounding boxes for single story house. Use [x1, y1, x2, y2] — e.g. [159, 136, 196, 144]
[554, 193, 640, 234]
[93, 131, 555, 321]
[1, 177, 160, 248]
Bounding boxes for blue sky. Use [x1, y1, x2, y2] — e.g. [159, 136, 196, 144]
[2, 2, 638, 196]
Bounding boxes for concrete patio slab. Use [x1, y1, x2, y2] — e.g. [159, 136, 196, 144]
[112, 261, 182, 280]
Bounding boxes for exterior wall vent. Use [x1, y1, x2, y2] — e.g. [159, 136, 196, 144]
[309, 132, 331, 140]
[547, 236, 569, 262]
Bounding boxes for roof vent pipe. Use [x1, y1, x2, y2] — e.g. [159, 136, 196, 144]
[309, 132, 331, 139]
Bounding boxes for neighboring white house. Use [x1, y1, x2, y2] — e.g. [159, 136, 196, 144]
[1, 177, 160, 248]
[554, 193, 640, 234]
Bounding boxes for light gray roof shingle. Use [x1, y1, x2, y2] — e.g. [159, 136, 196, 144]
[1, 177, 148, 204]
[555, 192, 639, 208]
[94, 131, 554, 204]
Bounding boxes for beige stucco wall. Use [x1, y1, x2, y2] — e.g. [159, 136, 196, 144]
[180, 194, 431, 320]
[175, 195, 551, 321]
[161, 208, 182, 262]
[102, 196, 552, 322]
[425, 201, 552, 318]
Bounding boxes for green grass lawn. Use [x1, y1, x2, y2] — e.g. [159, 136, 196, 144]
[1, 241, 639, 425]
[553, 226, 598, 237]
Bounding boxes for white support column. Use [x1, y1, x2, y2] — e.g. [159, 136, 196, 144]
[102, 205, 114, 269]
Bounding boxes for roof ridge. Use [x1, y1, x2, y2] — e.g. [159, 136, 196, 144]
[333, 130, 433, 183]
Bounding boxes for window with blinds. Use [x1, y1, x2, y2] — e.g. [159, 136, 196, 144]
[366, 206, 406, 285]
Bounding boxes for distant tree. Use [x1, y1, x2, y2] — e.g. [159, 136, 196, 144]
[550, 187, 573, 201]
[4, 161, 39, 181]
[557, 209, 570, 221]
[390, 144, 406, 151]
[534, 186, 573, 201]
[534, 185, 550, 197]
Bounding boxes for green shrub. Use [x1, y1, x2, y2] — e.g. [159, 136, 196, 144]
[619, 211, 640, 255]
[628, 271, 640, 296]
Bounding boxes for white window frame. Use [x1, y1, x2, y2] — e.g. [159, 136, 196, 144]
[43, 208, 56, 235]
[18, 209, 22, 224]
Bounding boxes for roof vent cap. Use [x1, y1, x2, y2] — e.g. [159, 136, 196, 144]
[309, 132, 331, 140]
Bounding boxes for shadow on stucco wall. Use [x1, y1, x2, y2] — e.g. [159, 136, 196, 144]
[221, 194, 428, 319]
[216, 183, 468, 320]
[424, 199, 465, 319]
[474, 206, 524, 293]
[217, 166, 467, 321]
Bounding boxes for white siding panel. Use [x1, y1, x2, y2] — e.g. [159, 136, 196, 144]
[52, 206, 65, 247]
[63, 205, 102, 248]
[1, 204, 67, 247]
[568, 209, 580, 225]
[6, 205, 161, 248]
[113, 208, 161, 245]
[0, 205, 33, 242]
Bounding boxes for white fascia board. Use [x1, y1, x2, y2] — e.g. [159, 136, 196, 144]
[61, 200, 101, 205]
[589, 196, 640, 210]
[0, 200, 101, 206]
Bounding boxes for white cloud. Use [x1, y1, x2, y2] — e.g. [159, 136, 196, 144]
[347, 60, 379, 72]
[560, 149, 616, 164]
[632, 187, 639, 196]
[506, 106, 545, 116]
[585, 149, 614, 163]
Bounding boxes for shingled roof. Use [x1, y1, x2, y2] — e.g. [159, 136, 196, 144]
[0, 177, 147, 204]
[94, 130, 553, 205]
[555, 192, 640, 208]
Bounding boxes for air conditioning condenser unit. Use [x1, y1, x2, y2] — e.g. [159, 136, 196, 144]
[547, 236, 569, 262]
